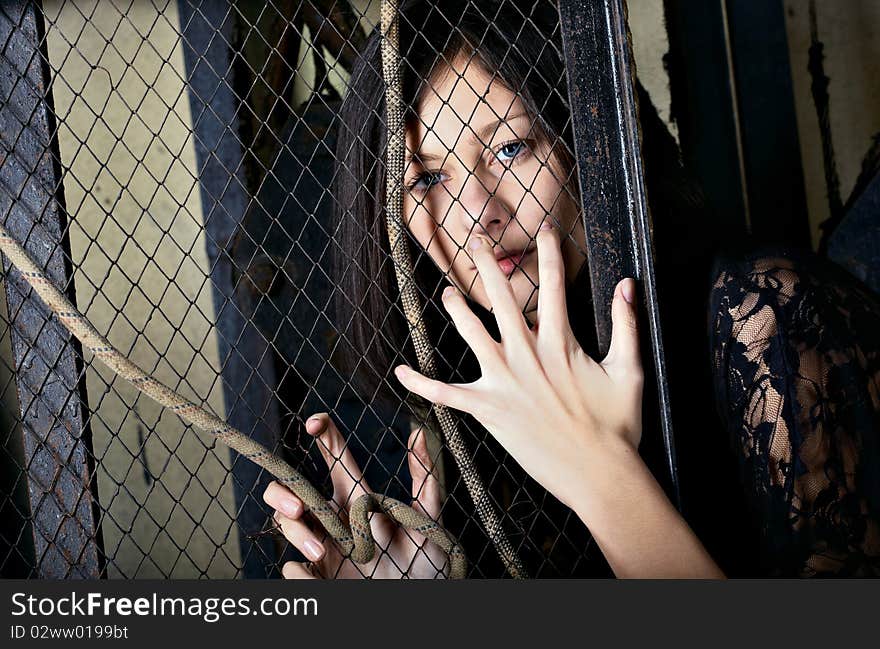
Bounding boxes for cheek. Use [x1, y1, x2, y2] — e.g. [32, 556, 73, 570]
[404, 196, 433, 247]
[403, 195, 459, 278]
[560, 198, 587, 281]
[506, 161, 564, 221]
[534, 170, 569, 216]
[516, 162, 584, 278]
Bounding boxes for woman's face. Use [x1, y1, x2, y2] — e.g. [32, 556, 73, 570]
[403, 54, 586, 317]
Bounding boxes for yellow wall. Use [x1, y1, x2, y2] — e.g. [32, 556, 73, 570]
[785, 0, 880, 247]
[41, 0, 240, 578]
[630, 0, 677, 140]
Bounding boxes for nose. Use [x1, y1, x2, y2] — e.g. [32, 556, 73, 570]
[454, 169, 509, 238]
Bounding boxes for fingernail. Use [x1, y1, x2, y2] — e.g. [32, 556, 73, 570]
[539, 221, 553, 231]
[281, 498, 301, 518]
[442, 286, 455, 299]
[303, 539, 324, 561]
[621, 279, 635, 305]
[468, 238, 482, 251]
[305, 416, 326, 433]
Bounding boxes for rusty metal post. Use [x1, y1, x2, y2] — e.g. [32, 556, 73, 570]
[0, 0, 104, 577]
[558, 0, 679, 504]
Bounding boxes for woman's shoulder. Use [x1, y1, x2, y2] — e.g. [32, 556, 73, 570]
[708, 242, 880, 577]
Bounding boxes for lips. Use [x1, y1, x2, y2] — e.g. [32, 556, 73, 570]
[484, 245, 534, 276]
[467, 242, 534, 275]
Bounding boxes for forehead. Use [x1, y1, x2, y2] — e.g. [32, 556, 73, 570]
[409, 55, 524, 150]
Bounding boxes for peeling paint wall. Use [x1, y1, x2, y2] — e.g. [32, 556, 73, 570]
[630, 0, 676, 140]
[784, 0, 880, 247]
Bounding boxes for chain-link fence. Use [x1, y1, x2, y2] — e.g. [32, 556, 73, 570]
[0, 0, 674, 579]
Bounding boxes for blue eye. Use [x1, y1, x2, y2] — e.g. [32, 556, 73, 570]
[408, 171, 445, 192]
[496, 140, 528, 164]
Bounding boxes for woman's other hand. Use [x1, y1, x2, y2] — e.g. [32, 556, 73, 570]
[262, 414, 448, 579]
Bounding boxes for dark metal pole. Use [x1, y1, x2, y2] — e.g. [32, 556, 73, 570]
[558, 0, 680, 506]
[725, 0, 810, 247]
[177, 0, 283, 578]
[663, 0, 810, 247]
[0, 0, 104, 578]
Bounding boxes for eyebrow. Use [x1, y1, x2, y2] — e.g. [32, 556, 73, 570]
[406, 150, 444, 165]
[473, 112, 528, 143]
[406, 113, 529, 165]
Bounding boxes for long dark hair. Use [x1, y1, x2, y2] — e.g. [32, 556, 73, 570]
[331, 0, 576, 404]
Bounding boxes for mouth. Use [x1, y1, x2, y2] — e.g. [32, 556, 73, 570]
[470, 244, 533, 276]
[497, 249, 528, 276]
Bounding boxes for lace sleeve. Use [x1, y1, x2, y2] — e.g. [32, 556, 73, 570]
[709, 252, 880, 576]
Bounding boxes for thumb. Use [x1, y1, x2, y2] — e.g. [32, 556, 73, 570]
[602, 278, 641, 380]
[306, 413, 371, 505]
[407, 427, 442, 521]
[407, 427, 449, 575]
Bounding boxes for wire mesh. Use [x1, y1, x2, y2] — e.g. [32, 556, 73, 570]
[0, 0, 611, 579]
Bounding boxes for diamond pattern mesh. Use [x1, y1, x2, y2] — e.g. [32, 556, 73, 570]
[0, 0, 613, 579]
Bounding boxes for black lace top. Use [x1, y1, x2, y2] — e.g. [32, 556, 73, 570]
[709, 250, 880, 576]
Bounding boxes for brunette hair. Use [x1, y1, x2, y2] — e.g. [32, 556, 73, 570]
[330, 0, 707, 406]
[331, 0, 576, 404]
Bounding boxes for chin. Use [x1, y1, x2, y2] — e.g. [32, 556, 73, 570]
[511, 291, 538, 315]
[512, 269, 539, 297]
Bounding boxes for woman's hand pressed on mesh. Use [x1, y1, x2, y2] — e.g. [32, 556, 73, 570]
[395, 223, 725, 578]
[395, 223, 643, 511]
[262, 414, 448, 579]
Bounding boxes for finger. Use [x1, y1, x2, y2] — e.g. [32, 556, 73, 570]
[282, 561, 317, 580]
[407, 427, 442, 521]
[534, 222, 570, 341]
[306, 414, 371, 506]
[406, 427, 449, 575]
[441, 285, 501, 369]
[274, 511, 326, 562]
[394, 365, 474, 415]
[602, 278, 642, 383]
[468, 235, 530, 342]
[262, 481, 304, 519]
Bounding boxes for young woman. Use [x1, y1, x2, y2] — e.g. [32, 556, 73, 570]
[262, 0, 880, 578]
